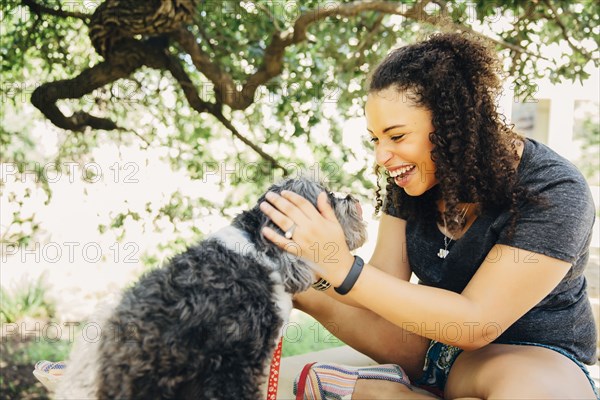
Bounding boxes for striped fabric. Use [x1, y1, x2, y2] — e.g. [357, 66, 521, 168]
[34, 360, 66, 375]
[33, 360, 66, 392]
[294, 363, 411, 400]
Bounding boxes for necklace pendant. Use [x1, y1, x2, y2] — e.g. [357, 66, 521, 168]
[437, 248, 450, 259]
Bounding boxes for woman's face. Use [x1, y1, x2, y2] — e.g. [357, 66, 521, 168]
[365, 87, 438, 196]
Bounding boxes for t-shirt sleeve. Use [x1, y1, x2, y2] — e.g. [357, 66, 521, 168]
[496, 169, 596, 263]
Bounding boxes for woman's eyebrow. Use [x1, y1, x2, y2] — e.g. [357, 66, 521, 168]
[366, 124, 407, 134]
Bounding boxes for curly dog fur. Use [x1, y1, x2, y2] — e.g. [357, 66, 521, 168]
[54, 177, 366, 399]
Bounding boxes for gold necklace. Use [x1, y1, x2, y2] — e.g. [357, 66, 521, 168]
[437, 205, 470, 259]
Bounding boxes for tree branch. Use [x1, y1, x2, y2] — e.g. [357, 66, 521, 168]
[170, 28, 238, 105]
[88, 0, 197, 57]
[211, 109, 288, 175]
[163, 54, 287, 173]
[30, 32, 284, 168]
[255, 2, 283, 31]
[30, 39, 170, 131]
[172, 0, 545, 112]
[21, 0, 91, 21]
[353, 13, 386, 67]
[541, 0, 589, 60]
[23, 12, 42, 50]
[29, 0, 569, 171]
[194, 24, 218, 55]
[163, 54, 217, 115]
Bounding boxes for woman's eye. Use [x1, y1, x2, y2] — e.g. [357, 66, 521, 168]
[369, 137, 379, 143]
[391, 135, 405, 142]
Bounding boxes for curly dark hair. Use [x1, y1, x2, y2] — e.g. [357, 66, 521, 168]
[369, 32, 534, 235]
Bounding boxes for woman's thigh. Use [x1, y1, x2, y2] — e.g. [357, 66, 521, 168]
[293, 289, 431, 381]
[444, 343, 598, 399]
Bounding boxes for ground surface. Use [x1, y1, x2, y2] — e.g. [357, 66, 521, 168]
[0, 337, 49, 400]
[1, 249, 598, 399]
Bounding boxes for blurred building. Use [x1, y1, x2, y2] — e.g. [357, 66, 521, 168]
[505, 74, 599, 165]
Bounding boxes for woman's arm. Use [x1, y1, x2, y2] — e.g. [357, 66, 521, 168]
[319, 213, 413, 308]
[349, 244, 571, 350]
[261, 190, 572, 350]
[369, 214, 413, 281]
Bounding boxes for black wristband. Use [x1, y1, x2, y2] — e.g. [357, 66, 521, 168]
[334, 255, 364, 295]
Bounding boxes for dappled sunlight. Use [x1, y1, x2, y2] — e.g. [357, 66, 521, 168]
[1, 1, 598, 396]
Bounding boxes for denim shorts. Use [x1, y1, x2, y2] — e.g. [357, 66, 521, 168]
[413, 340, 600, 399]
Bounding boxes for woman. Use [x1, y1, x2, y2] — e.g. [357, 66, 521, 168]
[260, 33, 599, 399]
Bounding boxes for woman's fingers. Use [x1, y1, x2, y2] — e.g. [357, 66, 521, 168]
[282, 190, 340, 223]
[263, 191, 308, 221]
[261, 225, 297, 251]
[279, 190, 323, 220]
[258, 200, 295, 233]
[316, 191, 338, 221]
[262, 190, 333, 224]
[260, 190, 352, 278]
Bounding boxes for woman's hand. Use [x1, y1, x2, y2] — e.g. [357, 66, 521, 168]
[259, 190, 355, 286]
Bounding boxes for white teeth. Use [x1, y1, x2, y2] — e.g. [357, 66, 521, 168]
[389, 165, 414, 178]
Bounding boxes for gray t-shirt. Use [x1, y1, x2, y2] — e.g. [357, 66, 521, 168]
[385, 138, 598, 365]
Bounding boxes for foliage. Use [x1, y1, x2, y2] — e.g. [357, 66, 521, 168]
[0, 274, 55, 324]
[0, 335, 68, 400]
[9, 338, 72, 366]
[282, 311, 346, 357]
[1, 0, 598, 247]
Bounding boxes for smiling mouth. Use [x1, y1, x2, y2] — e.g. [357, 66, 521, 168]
[388, 165, 416, 179]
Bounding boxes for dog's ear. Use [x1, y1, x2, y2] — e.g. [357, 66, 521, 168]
[232, 178, 322, 293]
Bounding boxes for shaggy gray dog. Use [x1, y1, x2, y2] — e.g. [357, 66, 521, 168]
[54, 177, 366, 399]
